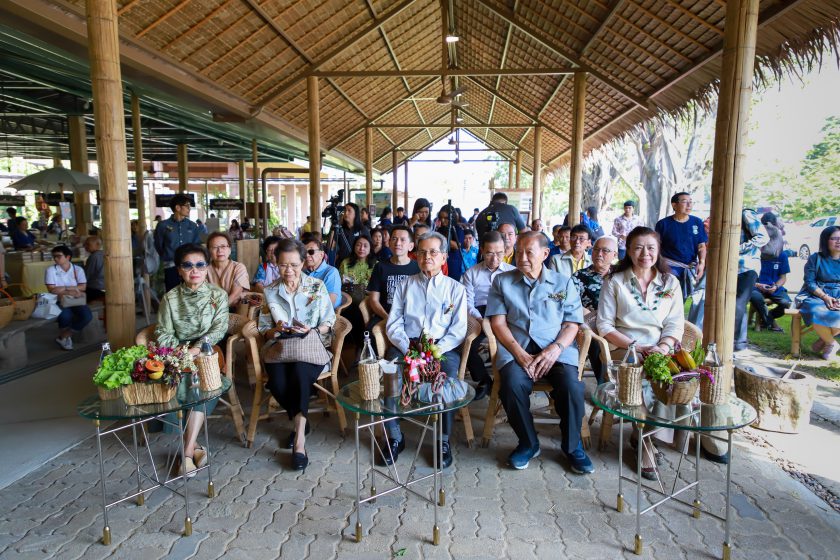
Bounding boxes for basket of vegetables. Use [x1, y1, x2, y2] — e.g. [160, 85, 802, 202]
[93, 345, 149, 400]
[643, 342, 711, 406]
[121, 343, 192, 406]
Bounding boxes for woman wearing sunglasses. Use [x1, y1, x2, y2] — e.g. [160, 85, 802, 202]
[155, 243, 229, 476]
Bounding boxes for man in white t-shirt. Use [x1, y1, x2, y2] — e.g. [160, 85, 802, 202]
[45, 245, 93, 350]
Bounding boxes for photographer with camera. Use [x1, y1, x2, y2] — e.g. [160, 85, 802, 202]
[474, 193, 528, 240]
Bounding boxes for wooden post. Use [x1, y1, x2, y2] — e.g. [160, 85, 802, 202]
[252, 139, 260, 236]
[364, 127, 373, 210]
[392, 149, 398, 213]
[177, 143, 188, 194]
[514, 149, 522, 189]
[507, 160, 514, 189]
[532, 125, 542, 221]
[569, 72, 586, 227]
[403, 160, 409, 210]
[307, 76, 321, 233]
[130, 93, 151, 316]
[703, 0, 760, 367]
[238, 159, 246, 219]
[85, 0, 133, 348]
[68, 115, 92, 235]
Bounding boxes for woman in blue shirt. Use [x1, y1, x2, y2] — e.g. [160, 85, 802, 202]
[797, 226, 840, 360]
[11, 217, 37, 250]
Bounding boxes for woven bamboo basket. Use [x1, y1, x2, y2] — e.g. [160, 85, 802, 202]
[617, 365, 643, 406]
[358, 362, 381, 400]
[97, 386, 122, 401]
[652, 378, 699, 406]
[195, 353, 222, 391]
[700, 366, 730, 405]
[2, 285, 35, 321]
[122, 383, 177, 405]
[0, 291, 14, 329]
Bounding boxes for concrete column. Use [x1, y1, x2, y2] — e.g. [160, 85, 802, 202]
[285, 184, 297, 230]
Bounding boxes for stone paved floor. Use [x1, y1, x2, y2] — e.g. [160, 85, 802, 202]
[1, 391, 839, 560]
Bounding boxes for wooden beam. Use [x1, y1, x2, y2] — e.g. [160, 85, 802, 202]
[254, 0, 420, 108]
[624, 0, 713, 53]
[161, 0, 236, 51]
[515, 149, 521, 189]
[310, 68, 577, 78]
[177, 143, 188, 193]
[308, 76, 321, 234]
[238, 159, 247, 215]
[569, 72, 586, 227]
[252, 138, 260, 235]
[365, 127, 373, 209]
[86, 0, 133, 349]
[473, 0, 650, 109]
[135, 0, 191, 39]
[660, 0, 723, 36]
[391, 148, 398, 211]
[130, 94, 145, 231]
[403, 160, 408, 210]
[371, 123, 536, 128]
[703, 0, 760, 371]
[117, 0, 141, 16]
[532, 125, 542, 219]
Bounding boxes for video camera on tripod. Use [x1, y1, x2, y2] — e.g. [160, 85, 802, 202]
[321, 189, 345, 224]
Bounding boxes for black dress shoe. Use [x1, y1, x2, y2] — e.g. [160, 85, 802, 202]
[437, 441, 453, 469]
[376, 437, 405, 466]
[701, 446, 730, 464]
[291, 451, 308, 470]
[473, 382, 490, 401]
[286, 424, 312, 449]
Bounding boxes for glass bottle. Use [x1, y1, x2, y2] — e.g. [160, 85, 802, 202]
[359, 331, 377, 364]
[704, 342, 722, 368]
[98, 342, 112, 366]
[200, 336, 213, 356]
[622, 341, 639, 366]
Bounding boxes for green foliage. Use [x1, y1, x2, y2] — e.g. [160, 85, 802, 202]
[643, 353, 674, 384]
[93, 345, 149, 389]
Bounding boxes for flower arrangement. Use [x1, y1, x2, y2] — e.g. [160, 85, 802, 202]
[401, 331, 446, 406]
[132, 342, 194, 387]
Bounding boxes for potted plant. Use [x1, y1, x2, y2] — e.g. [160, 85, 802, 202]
[121, 343, 194, 406]
[92, 345, 149, 400]
[643, 342, 713, 406]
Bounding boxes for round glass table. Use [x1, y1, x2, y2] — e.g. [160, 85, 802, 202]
[77, 376, 231, 545]
[592, 382, 757, 560]
[337, 380, 474, 546]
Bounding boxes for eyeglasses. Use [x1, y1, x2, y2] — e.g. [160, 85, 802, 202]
[179, 261, 208, 270]
[571, 236, 590, 243]
[278, 262, 302, 269]
[210, 245, 230, 251]
[484, 251, 505, 258]
[592, 247, 615, 254]
[306, 249, 321, 255]
[416, 249, 442, 258]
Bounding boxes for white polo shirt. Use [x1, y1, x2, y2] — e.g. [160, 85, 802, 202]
[45, 263, 86, 287]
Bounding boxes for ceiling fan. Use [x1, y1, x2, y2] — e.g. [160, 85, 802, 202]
[404, 85, 468, 108]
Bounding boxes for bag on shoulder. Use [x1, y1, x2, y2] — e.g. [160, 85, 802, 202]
[32, 293, 61, 320]
[261, 330, 330, 366]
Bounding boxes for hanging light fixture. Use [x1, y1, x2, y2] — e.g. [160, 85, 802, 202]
[445, 35, 459, 43]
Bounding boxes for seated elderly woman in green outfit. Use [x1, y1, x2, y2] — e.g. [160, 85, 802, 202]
[155, 243, 229, 476]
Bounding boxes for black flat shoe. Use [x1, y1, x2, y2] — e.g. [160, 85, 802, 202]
[286, 424, 312, 449]
[701, 446, 730, 464]
[437, 441, 453, 469]
[291, 451, 308, 470]
[376, 437, 405, 466]
[473, 382, 490, 401]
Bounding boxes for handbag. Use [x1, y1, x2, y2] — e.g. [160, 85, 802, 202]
[261, 330, 330, 365]
[32, 293, 61, 320]
[416, 378, 469, 404]
[58, 265, 87, 307]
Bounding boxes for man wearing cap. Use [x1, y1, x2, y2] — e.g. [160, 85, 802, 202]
[612, 201, 642, 260]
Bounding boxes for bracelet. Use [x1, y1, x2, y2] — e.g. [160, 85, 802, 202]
[554, 342, 565, 354]
[657, 341, 674, 354]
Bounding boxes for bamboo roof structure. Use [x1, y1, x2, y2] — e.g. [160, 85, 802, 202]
[3, 0, 839, 174]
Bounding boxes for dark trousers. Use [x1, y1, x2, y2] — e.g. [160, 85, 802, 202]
[735, 271, 758, 348]
[499, 342, 584, 453]
[86, 288, 106, 302]
[465, 332, 492, 386]
[587, 343, 605, 385]
[57, 305, 93, 331]
[265, 362, 324, 420]
[164, 266, 181, 292]
[384, 347, 461, 440]
[749, 286, 791, 327]
[669, 265, 693, 302]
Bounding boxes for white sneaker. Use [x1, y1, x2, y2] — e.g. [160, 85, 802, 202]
[55, 337, 73, 350]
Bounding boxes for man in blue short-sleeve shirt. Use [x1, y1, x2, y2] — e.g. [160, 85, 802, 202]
[749, 252, 792, 332]
[655, 192, 707, 299]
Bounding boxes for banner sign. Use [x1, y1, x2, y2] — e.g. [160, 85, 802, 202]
[0, 195, 26, 206]
[209, 198, 245, 210]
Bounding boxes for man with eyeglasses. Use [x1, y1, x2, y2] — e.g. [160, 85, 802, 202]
[655, 192, 707, 300]
[497, 222, 517, 265]
[154, 194, 201, 292]
[366, 225, 419, 326]
[549, 224, 592, 277]
[461, 230, 515, 399]
[487, 232, 591, 473]
[384, 232, 467, 468]
[301, 233, 341, 309]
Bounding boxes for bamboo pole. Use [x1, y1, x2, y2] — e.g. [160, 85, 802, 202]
[364, 127, 373, 209]
[532, 125, 542, 221]
[177, 143, 188, 193]
[130, 94, 151, 316]
[514, 149, 521, 189]
[307, 76, 321, 234]
[403, 160, 409, 210]
[67, 115, 92, 235]
[85, 0, 134, 349]
[703, 0, 760, 369]
[252, 139, 260, 236]
[392, 149, 398, 212]
[507, 160, 514, 189]
[238, 159, 246, 219]
[569, 72, 586, 227]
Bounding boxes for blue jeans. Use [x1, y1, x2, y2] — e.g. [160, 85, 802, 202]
[57, 305, 92, 331]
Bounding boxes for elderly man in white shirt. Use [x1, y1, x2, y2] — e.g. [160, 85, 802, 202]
[385, 231, 467, 468]
[461, 230, 515, 399]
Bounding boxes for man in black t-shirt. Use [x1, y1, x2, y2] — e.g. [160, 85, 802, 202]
[366, 225, 420, 325]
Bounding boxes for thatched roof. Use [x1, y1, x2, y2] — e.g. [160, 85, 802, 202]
[10, 0, 840, 174]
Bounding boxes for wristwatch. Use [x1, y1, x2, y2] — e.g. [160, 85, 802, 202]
[554, 342, 565, 354]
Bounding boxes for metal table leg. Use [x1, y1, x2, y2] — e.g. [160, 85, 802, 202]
[131, 423, 144, 506]
[723, 430, 733, 560]
[635, 422, 643, 555]
[432, 412, 440, 546]
[176, 411, 192, 536]
[693, 427, 702, 518]
[202, 402, 215, 498]
[617, 416, 624, 512]
[354, 412, 362, 543]
[95, 420, 111, 545]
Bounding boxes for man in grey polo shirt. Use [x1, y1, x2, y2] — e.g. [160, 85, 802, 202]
[486, 232, 592, 473]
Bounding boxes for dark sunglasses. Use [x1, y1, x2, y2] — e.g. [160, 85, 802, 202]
[306, 249, 321, 255]
[179, 261, 208, 270]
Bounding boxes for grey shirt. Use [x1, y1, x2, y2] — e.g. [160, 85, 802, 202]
[84, 250, 105, 291]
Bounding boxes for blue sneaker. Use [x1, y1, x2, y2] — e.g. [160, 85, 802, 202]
[566, 441, 595, 474]
[508, 443, 540, 470]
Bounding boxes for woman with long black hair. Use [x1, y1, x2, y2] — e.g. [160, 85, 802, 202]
[435, 205, 466, 281]
[408, 198, 432, 230]
[335, 202, 369, 266]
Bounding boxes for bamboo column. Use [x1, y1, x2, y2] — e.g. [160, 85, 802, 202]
[703, 0, 760, 368]
[85, 0, 133, 349]
[130, 94, 151, 316]
[177, 143, 188, 194]
[237, 159, 246, 220]
[307, 76, 321, 233]
[252, 139, 261, 236]
[68, 115, 93, 235]
[514, 149, 522, 189]
[507, 160, 514, 189]
[392, 149, 399, 212]
[532, 125, 542, 220]
[364, 127, 373, 209]
[569, 72, 586, 227]
[403, 160, 409, 210]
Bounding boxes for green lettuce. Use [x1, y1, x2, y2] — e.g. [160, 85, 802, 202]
[93, 345, 148, 389]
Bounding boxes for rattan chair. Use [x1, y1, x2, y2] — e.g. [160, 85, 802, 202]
[244, 316, 351, 447]
[588, 319, 703, 450]
[336, 292, 352, 317]
[481, 318, 592, 449]
[235, 291, 264, 321]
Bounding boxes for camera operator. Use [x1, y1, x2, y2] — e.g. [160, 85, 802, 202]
[335, 202, 369, 266]
[475, 193, 529, 239]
